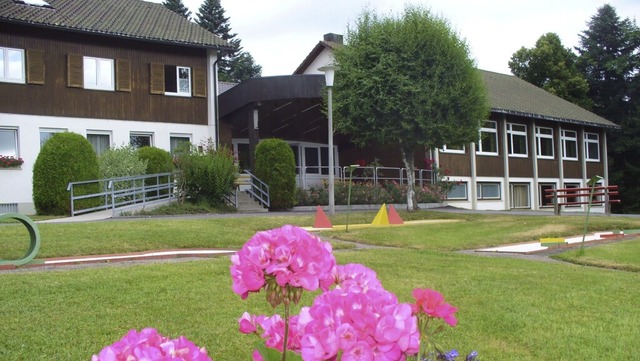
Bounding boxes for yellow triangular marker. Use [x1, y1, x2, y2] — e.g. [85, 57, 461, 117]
[371, 203, 390, 226]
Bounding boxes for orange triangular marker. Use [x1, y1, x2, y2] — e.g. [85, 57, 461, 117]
[388, 204, 404, 224]
[314, 206, 333, 229]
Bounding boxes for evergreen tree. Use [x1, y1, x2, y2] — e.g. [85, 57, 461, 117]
[576, 4, 640, 212]
[196, 0, 261, 82]
[163, 0, 191, 20]
[509, 33, 592, 109]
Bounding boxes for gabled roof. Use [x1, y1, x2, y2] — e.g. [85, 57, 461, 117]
[293, 39, 341, 75]
[0, 0, 231, 49]
[482, 70, 618, 129]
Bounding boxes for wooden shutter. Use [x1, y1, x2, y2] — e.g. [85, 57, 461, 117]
[67, 53, 83, 88]
[26, 49, 45, 85]
[116, 59, 131, 92]
[192, 66, 207, 98]
[149, 62, 164, 94]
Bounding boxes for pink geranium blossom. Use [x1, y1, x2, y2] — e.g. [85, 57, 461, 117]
[411, 288, 458, 327]
[230, 225, 336, 306]
[92, 328, 212, 361]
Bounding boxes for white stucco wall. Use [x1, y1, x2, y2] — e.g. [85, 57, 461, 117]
[0, 113, 212, 214]
[300, 48, 336, 75]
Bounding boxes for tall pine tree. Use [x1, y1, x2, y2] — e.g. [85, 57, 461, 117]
[196, 0, 261, 82]
[576, 4, 640, 212]
[163, 0, 191, 20]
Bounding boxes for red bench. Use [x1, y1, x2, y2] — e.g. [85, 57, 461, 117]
[544, 185, 620, 215]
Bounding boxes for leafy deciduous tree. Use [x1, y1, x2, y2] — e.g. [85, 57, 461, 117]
[509, 33, 592, 109]
[333, 6, 489, 211]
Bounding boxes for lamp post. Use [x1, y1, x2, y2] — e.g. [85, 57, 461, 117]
[319, 65, 339, 215]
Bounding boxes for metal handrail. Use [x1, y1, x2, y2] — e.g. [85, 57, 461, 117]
[243, 171, 270, 208]
[67, 173, 174, 216]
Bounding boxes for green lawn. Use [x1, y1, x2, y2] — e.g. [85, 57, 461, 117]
[551, 238, 640, 272]
[1, 211, 640, 360]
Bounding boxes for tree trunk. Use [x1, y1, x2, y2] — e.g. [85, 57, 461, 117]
[401, 147, 418, 211]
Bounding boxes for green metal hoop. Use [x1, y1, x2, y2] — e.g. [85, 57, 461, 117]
[0, 213, 41, 266]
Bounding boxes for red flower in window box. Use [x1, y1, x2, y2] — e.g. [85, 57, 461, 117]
[0, 155, 24, 168]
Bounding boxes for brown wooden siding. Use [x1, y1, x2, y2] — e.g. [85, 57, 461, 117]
[0, 25, 208, 125]
[476, 155, 503, 177]
[586, 162, 604, 178]
[508, 157, 533, 177]
[537, 159, 559, 178]
[439, 152, 471, 177]
[563, 161, 582, 178]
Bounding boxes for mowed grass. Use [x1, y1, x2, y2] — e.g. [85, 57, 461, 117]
[551, 238, 640, 272]
[1, 249, 639, 360]
[2, 211, 640, 360]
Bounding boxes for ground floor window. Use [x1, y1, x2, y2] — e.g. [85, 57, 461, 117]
[40, 128, 66, 148]
[130, 133, 153, 149]
[477, 182, 501, 200]
[447, 182, 467, 200]
[563, 183, 581, 207]
[170, 134, 191, 153]
[510, 183, 530, 209]
[87, 131, 111, 155]
[539, 183, 556, 207]
[0, 128, 19, 157]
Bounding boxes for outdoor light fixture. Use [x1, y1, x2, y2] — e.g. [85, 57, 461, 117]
[318, 65, 340, 215]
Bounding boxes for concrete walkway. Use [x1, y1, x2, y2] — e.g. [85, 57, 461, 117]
[476, 231, 624, 254]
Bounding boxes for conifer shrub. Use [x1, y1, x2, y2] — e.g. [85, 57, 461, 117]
[33, 132, 100, 215]
[254, 138, 296, 210]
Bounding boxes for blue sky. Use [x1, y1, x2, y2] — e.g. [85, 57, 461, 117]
[148, 0, 639, 77]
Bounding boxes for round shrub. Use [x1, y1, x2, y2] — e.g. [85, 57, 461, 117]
[137, 146, 173, 175]
[33, 132, 100, 215]
[254, 138, 296, 210]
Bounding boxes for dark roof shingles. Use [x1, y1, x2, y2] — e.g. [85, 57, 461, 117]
[0, 0, 230, 49]
[481, 70, 618, 128]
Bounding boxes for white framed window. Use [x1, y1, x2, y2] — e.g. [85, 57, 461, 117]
[510, 183, 530, 209]
[584, 132, 600, 161]
[165, 65, 191, 96]
[507, 123, 528, 157]
[40, 128, 66, 148]
[477, 182, 501, 200]
[170, 134, 191, 153]
[83, 56, 114, 91]
[564, 183, 581, 207]
[0, 47, 25, 84]
[0, 128, 19, 157]
[476, 120, 498, 155]
[447, 182, 468, 200]
[130, 133, 153, 149]
[561, 130, 578, 161]
[87, 131, 111, 155]
[536, 126, 554, 159]
[441, 144, 465, 154]
[539, 183, 556, 207]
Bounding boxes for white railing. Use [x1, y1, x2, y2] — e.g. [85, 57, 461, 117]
[295, 166, 437, 189]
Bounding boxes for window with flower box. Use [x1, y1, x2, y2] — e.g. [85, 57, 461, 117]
[0, 128, 23, 168]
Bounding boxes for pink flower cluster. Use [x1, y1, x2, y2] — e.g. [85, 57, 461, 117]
[230, 225, 336, 301]
[239, 312, 302, 355]
[411, 288, 458, 327]
[92, 328, 212, 361]
[297, 264, 419, 361]
[0, 155, 24, 168]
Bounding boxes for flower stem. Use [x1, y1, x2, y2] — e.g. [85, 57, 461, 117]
[281, 302, 290, 361]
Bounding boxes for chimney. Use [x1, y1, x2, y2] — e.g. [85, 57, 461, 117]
[323, 33, 343, 44]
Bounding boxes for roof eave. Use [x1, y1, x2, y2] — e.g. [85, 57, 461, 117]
[1, 18, 233, 51]
[491, 108, 621, 129]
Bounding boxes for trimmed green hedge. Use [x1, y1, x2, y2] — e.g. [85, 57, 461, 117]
[33, 132, 100, 215]
[254, 138, 296, 210]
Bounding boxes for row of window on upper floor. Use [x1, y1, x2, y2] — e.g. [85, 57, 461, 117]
[0, 46, 207, 97]
[441, 120, 601, 162]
